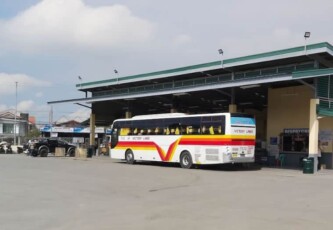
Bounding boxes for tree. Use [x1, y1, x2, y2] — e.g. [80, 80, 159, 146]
[27, 127, 41, 139]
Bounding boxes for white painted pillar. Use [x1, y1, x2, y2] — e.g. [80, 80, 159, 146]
[308, 99, 319, 173]
[89, 113, 96, 157]
[125, 111, 132, 118]
[229, 104, 237, 113]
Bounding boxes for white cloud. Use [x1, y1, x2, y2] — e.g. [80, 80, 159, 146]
[35, 92, 43, 98]
[0, 73, 51, 95]
[56, 108, 90, 123]
[0, 0, 155, 54]
[173, 34, 193, 45]
[17, 100, 36, 112]
[0, 104, 8, 111]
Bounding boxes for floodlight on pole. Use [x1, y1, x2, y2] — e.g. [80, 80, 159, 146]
[304, 32, 311, 54]
[78, 75, 82, 88]
[218, 49, 224, 68]
[114, 69, 119, 84]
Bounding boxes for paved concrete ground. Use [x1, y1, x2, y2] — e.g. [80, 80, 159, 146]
[0, 154, 332, 230]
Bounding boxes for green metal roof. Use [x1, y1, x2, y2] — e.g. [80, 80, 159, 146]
[292, 68, 333, 79]
[77, 42, 333, 89]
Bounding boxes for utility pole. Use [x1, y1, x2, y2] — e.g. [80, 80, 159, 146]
[14, 81, 18, 146]
[49, 106, 53, 125]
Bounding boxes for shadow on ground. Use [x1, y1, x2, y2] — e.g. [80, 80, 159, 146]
[116, 161, 263, 171]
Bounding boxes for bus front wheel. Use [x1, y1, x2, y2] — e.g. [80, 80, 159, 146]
[125, 150, 135, 164]
[180, 151, 193, 169]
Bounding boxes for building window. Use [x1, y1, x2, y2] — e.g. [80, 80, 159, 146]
[3, 123, 14, 134]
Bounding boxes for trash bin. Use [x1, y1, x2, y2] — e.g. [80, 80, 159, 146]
[267, 156, 276, 166]
[87, 147, 93, 158]
[303, 158, 314, 174]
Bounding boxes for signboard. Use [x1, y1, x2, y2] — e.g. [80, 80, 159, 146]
[40, 126, 105, 134]
[283, 128, 309, 134]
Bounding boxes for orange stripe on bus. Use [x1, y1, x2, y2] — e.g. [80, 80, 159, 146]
[115, 136, 255, 162]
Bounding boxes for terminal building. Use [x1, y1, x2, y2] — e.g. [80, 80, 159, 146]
[50, 42, 333, 170]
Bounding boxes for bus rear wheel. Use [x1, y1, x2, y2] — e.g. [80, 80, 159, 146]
[180, 151, 193, 169]
[125, 150, 135, 164]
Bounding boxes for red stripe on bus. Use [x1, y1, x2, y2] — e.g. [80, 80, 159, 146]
[178, 139, 255, 146]
[117, 141, 178, 161]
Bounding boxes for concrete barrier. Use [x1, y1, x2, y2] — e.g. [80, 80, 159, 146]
[55, 147, 65, 157]
[75, 148, 87, 158]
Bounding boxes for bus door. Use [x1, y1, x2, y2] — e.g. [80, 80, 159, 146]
[110, 126, 119, 149]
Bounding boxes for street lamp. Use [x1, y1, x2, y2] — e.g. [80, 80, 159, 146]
[114, 69, 119, 84]
[304, 32, 311, 54]
[78, 76, 82, 88]
[218, 49, 224, 68]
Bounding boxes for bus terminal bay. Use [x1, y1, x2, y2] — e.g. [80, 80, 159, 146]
[48, 42, 333, 172]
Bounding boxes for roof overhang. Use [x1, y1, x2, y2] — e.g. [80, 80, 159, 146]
[75, 42, 333, 91]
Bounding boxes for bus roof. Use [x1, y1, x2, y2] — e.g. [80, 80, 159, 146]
[113, 112, 253, 122]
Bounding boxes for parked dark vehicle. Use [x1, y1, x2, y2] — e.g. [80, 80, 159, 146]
[30, 138, 76, 157]
[0, 142, 6, 154]
[0, 141, 12, 154]
[5, 144, 12, 153]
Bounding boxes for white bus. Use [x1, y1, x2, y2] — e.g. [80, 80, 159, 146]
[109, 113, 256, 169]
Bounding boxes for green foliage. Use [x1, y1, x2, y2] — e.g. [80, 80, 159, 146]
[27, 127, 41, 139]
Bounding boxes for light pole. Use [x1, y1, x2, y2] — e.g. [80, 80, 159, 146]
[304, 32, 311, 55]
[114, 69, 119, 84]
[218, 49, 224, 68]
[78, 76, 82, 88]
[14, 81, 18, 146]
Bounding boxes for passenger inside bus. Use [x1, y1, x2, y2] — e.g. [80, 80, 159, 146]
[155, 127, 162, 135]
[201, 126, 208, 134]
[209, 126, 214, 134]
[139, 129, 146, 135]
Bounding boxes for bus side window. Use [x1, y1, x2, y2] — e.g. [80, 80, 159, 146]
[154, 127, 159, 135]
[155, 127, 162, 135]
[127, 128, 132, 135]
[175, 127, 180, 135]
[186, 126, 192, 135]
[201, 126, 208, 134]
[120, 128, 130, 136]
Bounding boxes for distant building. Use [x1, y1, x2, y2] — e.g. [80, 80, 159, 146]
[40, 117, 105, 145]
[0, 110, 30, 144]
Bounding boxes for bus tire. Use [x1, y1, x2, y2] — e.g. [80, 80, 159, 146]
[125, 150, 135, 164]
[180, 151, 193, 169]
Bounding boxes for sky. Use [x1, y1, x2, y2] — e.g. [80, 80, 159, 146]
[0, 0, 333, 125]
